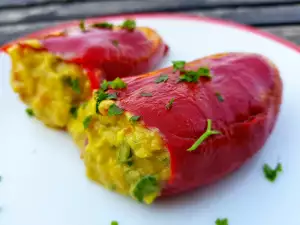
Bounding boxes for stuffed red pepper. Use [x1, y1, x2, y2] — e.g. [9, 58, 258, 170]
[3, 19, 168, 128]
[68, 52, 282, 204]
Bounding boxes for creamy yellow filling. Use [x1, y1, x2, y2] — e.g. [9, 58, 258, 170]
[68, 96, 170, 204]
[8, 40, 91, 128]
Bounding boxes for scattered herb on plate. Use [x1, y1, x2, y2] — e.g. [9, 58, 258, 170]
[111, 221, 119, 225]
[172, 60, 186, 72]
[140, 92, 152, 97]
[69, 106, 78, 119]
[110, 77, 127, 89]
[215, 92, 224, 102]
[178, 67, 212, 83]
[263, 163, 283, 182]
[121, 19, 136, 31]
[108, 104, 124, 116]
[25, 108, 34, 117]
[79, 19, 86, 32]
[83, 115, 93, 129]
[129, 115, 141, 123]
[131, 175, 160, 203]
[216, 218, 228, 225]
[92, 22, 113, 29]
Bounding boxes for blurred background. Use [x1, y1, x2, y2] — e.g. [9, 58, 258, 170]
[0, 0, 299, 45]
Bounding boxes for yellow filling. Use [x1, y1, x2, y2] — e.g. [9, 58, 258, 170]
[68, 96, 170, 204]
[8, 40, 91, 128]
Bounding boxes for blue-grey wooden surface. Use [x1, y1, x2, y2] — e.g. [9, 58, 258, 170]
[0, 0, 300, 46]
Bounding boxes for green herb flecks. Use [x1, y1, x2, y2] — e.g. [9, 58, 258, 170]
[111, 221, 119, 225]
[140, 92, 152, 97]
[79, 19, 86, 32]
[121, 19, 136, 31]
[112, 40, 119, 47]
[154, 74, 169, 83]
[187, 119, 221, 151]
[215, 92, 224, 102]
[216, 218, 228, 225]
[69, 106, 78, 119]
[107, 92, 118, 100]
[263, 163, 283, 182]
[83, 115, 93, 129]
[62, 77, 81, 94]
[108, 104, 124, 116]
[172, 61, 186, 72]
[178, 67, 212, 83]
[101, 80, 109, 91]
[165, 98, 175, 110]
[109, 77, 127, 89]
[129, 115, 141, 123]
[130, 175, 160, 203]
[92, 22, 113, 29]
[118, 142, 133, 164]
[25, 108, 34, 117]
[95, 90, 108, 114]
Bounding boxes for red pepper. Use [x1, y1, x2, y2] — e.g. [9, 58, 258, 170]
[1, 22, 169, 90]
[109, 53, 283, 196]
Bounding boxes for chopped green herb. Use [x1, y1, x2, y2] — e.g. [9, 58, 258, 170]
[165, 98, 175, 110]
[140, 92, 152, 97]
[263, 163, 283, 182]
[129, 115, 141, 123]
[111, 221, 119, 225]
[154, 74, 169, 83]
[178, 67, 212, 83]
[127, 161, 133, 167]
[62, 77, 81, 94]
[187, 119, 221, 151]
[112, 40, 119, 47]
[121, 19, 136, 31]
[118, 142, 133, 164]
[215, 92, 224, 102]
[108, 104, 124, 116]
[216, 218, 228, 225]
[79, 19, 86, 32]
[110, 77, 127, 89]
[131, 175, 160, 203]
[109, 184, 117, 191]
[69, 106, 78, 119]
[172, 60, 186, 72]
[101, 80, 109, 91]
[92, 22, 113, 29]
[25, 108, 34, 117]
[107, 92, 118, 100]
[83, 115, 93, 129]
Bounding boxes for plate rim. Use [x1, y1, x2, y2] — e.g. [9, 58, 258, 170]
[1, 12, 299, 54]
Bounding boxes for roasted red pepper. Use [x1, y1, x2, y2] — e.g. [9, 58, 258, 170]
[108, 53, 283, 196]
[2, 20, 169, 90]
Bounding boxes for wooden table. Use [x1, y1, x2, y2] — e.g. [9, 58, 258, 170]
[1, 0, 300, 46]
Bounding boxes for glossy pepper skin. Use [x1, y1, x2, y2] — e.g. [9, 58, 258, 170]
[108, 53, 282, 196]
[1, 20, 169, 90]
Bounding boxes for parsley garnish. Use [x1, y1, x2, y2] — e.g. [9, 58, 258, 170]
[112, 40, 119, 47]
[95, 90, 118, 114]
[129, 115, 141, 123]
[108, 104, 124, 116]
[215, 92, 224, 102]
[155, 74, 169, 83]
[166, 98, 175, 110]
[101, 80, 109, 91]
[92, 22, 113, 29]
[109, 77, 127, 89]
[107, 92, 118, 100]
[179, 67, 212, 83]
[62, 77, 81, 94]
[121, 19, 136, 31]
[79, 19, 86, 32]
[118, 142, 133, 164]
[25, 108, 34, 117]
[140, 92, 152, 97]
[172, 61, 185, 72]
[111, 221, 118, 225]
[216, 218, 228, 225]
[187, 119, 221, 151]
[263, 163, 283, 182]
[83, 115, 93, 129]
[69, 106, 78, 119]
[131, 175, 160, 203]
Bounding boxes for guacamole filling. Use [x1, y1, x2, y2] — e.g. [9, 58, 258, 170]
[8, 40, 91, 128]
[68, 96, 171, 204]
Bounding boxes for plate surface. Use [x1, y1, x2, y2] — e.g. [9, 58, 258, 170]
[0, 13, 299, 225]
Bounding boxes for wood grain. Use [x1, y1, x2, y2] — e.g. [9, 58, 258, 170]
[1, 0, 300, 8]
[1, 2, 300, 27]
[0, 19, 299, 46]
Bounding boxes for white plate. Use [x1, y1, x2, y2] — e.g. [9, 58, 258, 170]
[0, 13, 299, 225]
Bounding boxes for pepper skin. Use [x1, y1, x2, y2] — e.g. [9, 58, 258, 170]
[107, 52, 282, 196]
[2, 20, 169, 90]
